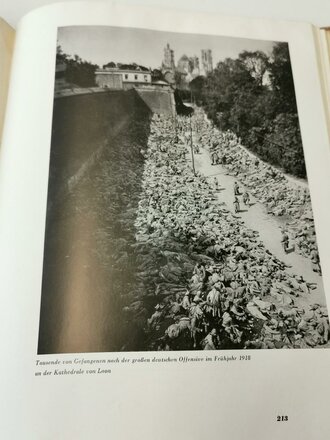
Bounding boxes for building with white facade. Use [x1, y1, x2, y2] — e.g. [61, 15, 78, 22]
[95, 68, 152, 90]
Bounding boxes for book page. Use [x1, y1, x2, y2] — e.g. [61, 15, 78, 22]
[1, 3, 330, 439]
[0, 18, 15, 145]
[315, 27, 330, 138]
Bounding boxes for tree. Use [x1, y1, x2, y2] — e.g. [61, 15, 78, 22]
[56, 44, 68, 64]
[268, 42, 297, 113]
[56, 45, 98, 87]
[174, 70, 188, 90]
[195, 44, 306, 178]
[189, 76, 206, 103]
[239, 50, 269, 86]
[151, 69, 165, 82]
[103, 61, 116, 69]
[66, 57, 98, 87]
[200, 57, 262, 136]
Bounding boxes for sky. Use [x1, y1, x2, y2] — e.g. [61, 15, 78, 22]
[58, 26, 276, 69]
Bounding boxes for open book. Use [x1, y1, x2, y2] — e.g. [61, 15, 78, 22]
[1, 2, 330, 439]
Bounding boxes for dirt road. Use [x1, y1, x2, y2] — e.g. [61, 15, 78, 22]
[189, 146, 326, 310]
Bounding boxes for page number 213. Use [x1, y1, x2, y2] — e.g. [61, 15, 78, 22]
[277, 416, 288, 421]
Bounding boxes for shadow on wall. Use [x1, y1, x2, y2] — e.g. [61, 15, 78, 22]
[38, 88, 152, 354]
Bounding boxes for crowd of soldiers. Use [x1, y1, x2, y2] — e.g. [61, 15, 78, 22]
[132, 113, 329, 351]
[191, 110, 319, 273]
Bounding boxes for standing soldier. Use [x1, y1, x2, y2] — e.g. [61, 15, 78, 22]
[211, 150, 218, 165]
[243, 191, 250, 207]
[281, 230, 289, 253]
[233, 196, 240, 213]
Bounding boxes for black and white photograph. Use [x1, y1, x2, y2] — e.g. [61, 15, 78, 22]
[37, 25, 329, 354]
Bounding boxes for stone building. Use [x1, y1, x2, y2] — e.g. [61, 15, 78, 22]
[191, 56, 200, 76]
[177, 54, 190, 74]
[201, 49, 213, 75]
[95, 68, 152, 90]
[161, 43, 176, 85]
[177, 54, 200, 87]
[162, 43, 175, 72]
